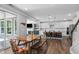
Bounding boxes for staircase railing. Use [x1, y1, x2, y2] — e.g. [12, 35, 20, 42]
[71, 19, 79, 35]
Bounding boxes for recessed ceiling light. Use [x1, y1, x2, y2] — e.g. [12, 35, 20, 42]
[48, 16, 52, 18]
[68, 13, 71, 16]
[24, 8, 28, 11]
[64, 19, 67, 20]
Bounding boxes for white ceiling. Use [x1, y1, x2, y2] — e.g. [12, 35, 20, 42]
[14, 4, 79, 21]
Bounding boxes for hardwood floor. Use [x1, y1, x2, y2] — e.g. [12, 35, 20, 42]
[46, 37, 71, 54]
[0, 36, 72, 54]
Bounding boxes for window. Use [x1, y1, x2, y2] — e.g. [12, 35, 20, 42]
[6, 18, 17, 35]
[0, 11, 17, 35]
[0, 19, 5, 33]
[7, 21, 12, 34]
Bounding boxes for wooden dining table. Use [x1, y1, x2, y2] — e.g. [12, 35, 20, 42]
[16, 34, 41, 53]
[27, 35, 40, 44]
[17, 34, 41, 47]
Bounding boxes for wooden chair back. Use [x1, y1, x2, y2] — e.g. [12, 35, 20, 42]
[18, 34, 27, 41]
[10, 39, 18, 53]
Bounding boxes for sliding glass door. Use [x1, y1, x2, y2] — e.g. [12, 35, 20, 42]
[0, 10, 16, 53]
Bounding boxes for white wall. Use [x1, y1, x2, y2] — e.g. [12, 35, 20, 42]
[17, 15, 27, 35]
[70, 11, 79, 54]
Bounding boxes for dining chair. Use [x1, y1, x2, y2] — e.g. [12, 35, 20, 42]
[31, 36, 48, 54]
[10, 39, 29, 54]
[17, 34, 27, 45]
